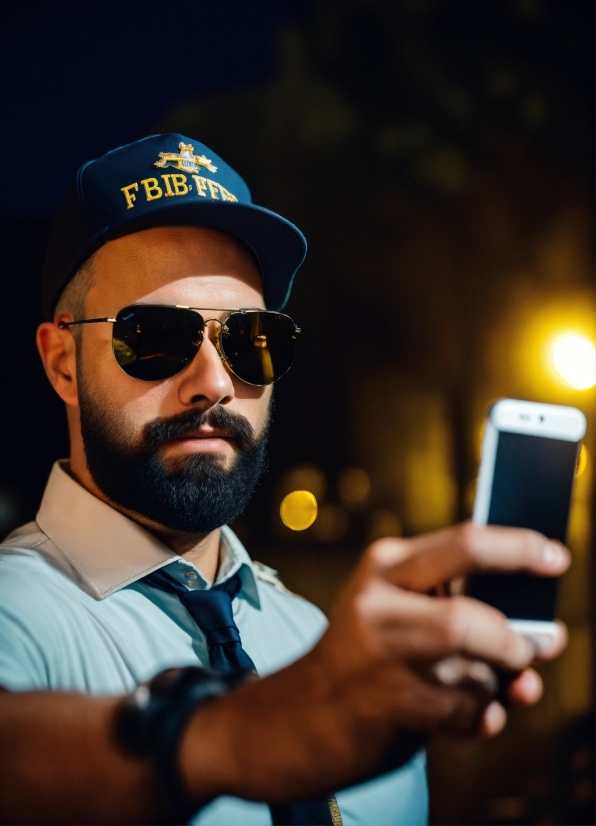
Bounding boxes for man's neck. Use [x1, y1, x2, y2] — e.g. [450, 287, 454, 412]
[65, 458, 221, 584]
[149, 527, 221, 584]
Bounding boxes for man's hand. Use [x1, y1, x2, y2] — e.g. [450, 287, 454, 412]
[179, 522, 569, 803]
[322, 522, 568, 736]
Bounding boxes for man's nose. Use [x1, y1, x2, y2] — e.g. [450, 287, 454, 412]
[176, 321, 235, 407]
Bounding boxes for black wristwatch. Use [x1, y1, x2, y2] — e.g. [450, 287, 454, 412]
[114, 666, 252, 825]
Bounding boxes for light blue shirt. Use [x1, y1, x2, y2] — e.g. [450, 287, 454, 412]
[0, 461, 428, 825]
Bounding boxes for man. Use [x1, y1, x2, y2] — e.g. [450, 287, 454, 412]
[0, 134, 569, 825]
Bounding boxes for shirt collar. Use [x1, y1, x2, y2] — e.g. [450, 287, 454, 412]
[36, 461, 259, 605]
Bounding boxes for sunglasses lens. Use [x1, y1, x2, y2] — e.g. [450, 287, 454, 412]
[222, 311, 296, 385]
[112, 306, 203, 381]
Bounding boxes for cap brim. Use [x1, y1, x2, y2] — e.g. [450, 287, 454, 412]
[98, 200, 307, 310]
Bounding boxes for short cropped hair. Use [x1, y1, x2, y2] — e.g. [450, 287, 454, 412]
[53, 253, 97, 341]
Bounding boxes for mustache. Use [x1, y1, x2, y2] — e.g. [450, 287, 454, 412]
[142, 405, 258, 453]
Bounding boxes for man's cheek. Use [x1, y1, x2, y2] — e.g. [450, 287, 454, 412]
[255, 391, 273, 437]
[120, 399, 165, 444]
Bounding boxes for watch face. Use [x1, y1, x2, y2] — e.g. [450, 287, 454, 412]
[114, 666, 251, 755]
[114, 689, 156, 756]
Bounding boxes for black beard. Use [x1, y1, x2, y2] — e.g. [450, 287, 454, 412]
[78, 378, 268, 534]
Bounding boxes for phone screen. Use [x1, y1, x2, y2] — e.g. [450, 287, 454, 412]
[468, 431, 579, 621]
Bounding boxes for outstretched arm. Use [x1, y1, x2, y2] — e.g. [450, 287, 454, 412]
[0, 523, 569, 824]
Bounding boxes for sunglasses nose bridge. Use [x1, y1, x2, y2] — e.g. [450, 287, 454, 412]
[199, 317, 230, 364]
[202, 317, 225, 341]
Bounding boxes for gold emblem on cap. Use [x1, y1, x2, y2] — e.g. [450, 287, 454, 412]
[154, 142, 217, 175]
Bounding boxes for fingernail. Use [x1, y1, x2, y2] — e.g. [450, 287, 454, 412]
[528, 633, 554, 655]
[521, 629, 561, 656]
[484, 701, 507, 735]
[542, 542, 563, 567]
[434, 657, 463, 685]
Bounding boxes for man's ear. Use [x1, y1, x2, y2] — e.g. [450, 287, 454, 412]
[36, 321, 79, 407]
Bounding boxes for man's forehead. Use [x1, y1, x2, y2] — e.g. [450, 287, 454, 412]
[95, 225, 260, 269]
[89, 226, 264, 306]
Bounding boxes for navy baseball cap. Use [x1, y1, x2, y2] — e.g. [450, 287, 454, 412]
[40, 133, 307, 320]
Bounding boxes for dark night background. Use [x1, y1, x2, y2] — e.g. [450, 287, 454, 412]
[1, 1, 594, 823]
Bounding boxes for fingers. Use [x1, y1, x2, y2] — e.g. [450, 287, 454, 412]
[430, 660, 543, 719]
[424, 666, 503, 737]
[330, 526, 570, 750]
[506, 668, 543, 706]
[477, 701, 507, 737]
[520, 621, 568, 662]
[360, 582, 536, 671]
[366, 522, 570, 592]
[471, 669, 544, 738]
[407, 662, 545, 737]
[432, 657, 498, 695]
[429, 666, 541, 737]
[430, 597, 532, 670]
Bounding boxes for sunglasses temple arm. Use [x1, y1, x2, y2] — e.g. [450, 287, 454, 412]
[59, 317, 116, 328]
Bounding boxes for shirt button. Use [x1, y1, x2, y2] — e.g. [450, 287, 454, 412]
[184, 570, 198, 581]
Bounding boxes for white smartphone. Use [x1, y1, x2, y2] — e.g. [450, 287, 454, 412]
[469, 398, 586, 642]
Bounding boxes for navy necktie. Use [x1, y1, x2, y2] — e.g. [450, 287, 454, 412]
[141, 567, 257, 673]
[142, 566, 339, 826]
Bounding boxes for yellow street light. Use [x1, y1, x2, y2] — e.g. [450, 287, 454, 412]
[551, 334, 596, 390]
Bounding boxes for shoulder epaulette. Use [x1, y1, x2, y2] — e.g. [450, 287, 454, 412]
[252, 560, 303, 598]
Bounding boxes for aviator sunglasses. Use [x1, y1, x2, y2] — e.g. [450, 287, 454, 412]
[59, 305, 301, 386]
